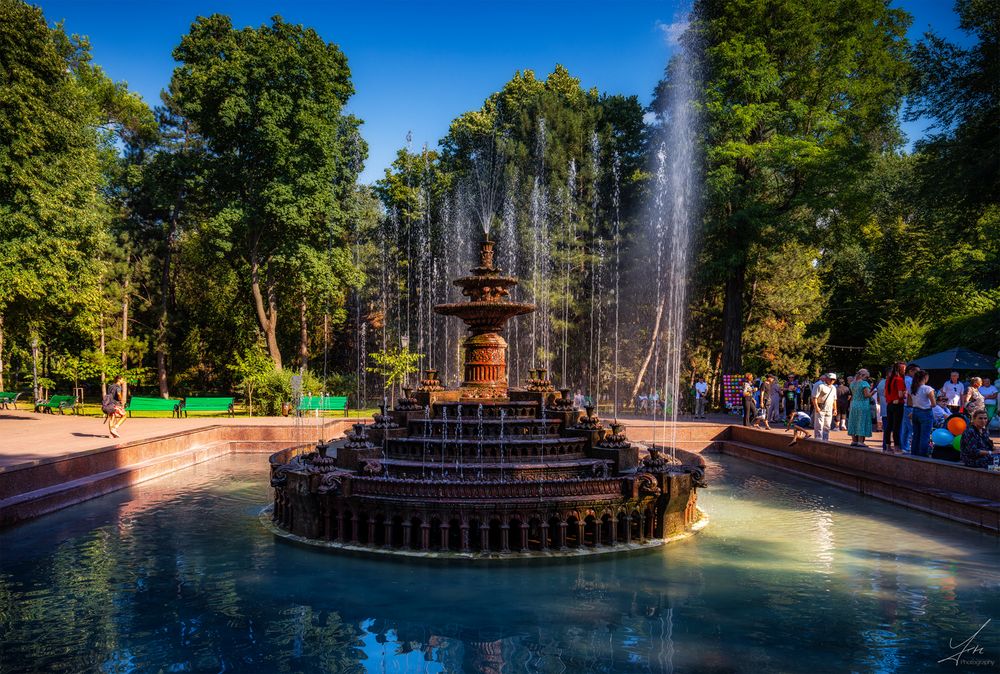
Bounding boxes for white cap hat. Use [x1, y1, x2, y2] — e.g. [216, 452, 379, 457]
[826, 372, 837, 379]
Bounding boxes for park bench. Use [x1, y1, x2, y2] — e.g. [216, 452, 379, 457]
[297, 395, 349, 417]
[126, 396, 181, 418]
[36, 394, 78, 415]
[0, 392, 23, 410]
[180, 396, 235, 417]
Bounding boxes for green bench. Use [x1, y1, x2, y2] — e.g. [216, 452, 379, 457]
[126, 396, 181, 417]
[0, 392, 23, 410]
[297, 395, 349, 417]
[36, 394, 78, 414]
[181, 396, 235, 417]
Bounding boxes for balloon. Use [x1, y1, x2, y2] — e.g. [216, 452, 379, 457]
[946, 415, 967, 436]
[952, 435, 962, 451]
[931, 428, 955, 447]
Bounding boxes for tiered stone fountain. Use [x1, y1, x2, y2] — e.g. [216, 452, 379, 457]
[268, 238, 706, 557]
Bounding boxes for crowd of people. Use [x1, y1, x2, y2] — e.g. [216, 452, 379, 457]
[735, 367, 998, 469]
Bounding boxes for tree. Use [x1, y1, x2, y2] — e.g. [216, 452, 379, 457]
[229, 341, 272, 416]
[168, 14, 366, 368]
[0, 0, 152, 391]
[679, 0, 911, 373]
[865, 317, 929, 365]
[367, 347, 422, 406]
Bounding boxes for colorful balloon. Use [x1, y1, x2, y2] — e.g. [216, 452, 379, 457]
[946, 415, 967, 436]
[952, 435, 962, 451]
[931, 428, 955, 447]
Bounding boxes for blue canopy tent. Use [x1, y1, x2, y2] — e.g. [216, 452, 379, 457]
[910, 347, 997, 389]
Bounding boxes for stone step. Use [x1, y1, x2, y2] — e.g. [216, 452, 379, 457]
[0, 441, 231, 526]
[720, 440, 1000, 533]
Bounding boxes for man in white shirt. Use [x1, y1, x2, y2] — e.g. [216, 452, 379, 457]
[979, 377, 997, 422]
[812, 373, 838, 441]
[940, 371, 965, 414]
[694, 377, 708, 419]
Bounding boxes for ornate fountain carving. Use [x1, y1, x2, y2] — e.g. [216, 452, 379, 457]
[575, 405, 604, 431]
[372, 404, 399, 429]
[268, 235, 705, 558]
[434, 238, 535, 397]
[597, 422, 630, 449]
[396, 387, 421, 411]
[418, 369, 444, 392]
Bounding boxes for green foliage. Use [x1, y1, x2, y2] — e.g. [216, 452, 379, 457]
[168, 14, 366, 368]
[865, 317, 929, 365]
[684, 0, 911, 371]
[256, 368, 323, 416]
[741, 243, 828, 376]
[228, 342, 273, 415]
[367, 347, 422, 401]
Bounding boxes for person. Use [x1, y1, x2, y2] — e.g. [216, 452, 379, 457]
[900, 362, 919, 453]
[908, 369, 936, 457]
[979, 376, 998, 423]
[835, 376, 852, 431]
[649, 390, 660, 416]
[847, 369, 873, 447]
[787, 410, 812, 445]
[694, 376, 708, 419]
[963, 376, 985, 416]
[574, 390, 585, 409]
[800, 376, 812, 411]
[932, 393, 951, 428]
[884, 361, 907, 453]
[812, 373, 837, 442]
[959, 409, 998, 468]
[783, 380, 798, 428]
[741, 373, 756, 427]
[102, 374, 127, 439]
[766, 375, 782, 423]
[941, 371, 965, 414]
[751, 406, 771, 430]
[876, 369, 889, 434]
[637, 393, 648, 415]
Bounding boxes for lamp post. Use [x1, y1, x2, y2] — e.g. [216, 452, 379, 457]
[400, 335, 410, 389]
[31, 337, 39, 403]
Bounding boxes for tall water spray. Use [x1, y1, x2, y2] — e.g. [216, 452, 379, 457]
[651, 40, 700, 455]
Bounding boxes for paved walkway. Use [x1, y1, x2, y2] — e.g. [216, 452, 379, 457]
[0, 411, 356, 467]
[615, 412, 888, 447]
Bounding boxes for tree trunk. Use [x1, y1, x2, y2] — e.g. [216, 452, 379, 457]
[99, 316, 106, 397]
[299, 295, 309, 373]
[156, 211, 178, 399]
[721, 263, 746, 374]
[250, 256, 282, 369]
[0, 313, 4, 392]
[630, 296, 666, 402]
[121, 272, 130, 369]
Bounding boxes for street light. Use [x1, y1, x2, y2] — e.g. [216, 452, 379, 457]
[31, 337, 39, 403]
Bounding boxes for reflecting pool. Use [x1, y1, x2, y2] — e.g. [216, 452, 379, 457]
[1, 454, 997, 673]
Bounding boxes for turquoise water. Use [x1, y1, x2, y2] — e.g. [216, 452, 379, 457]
[0, 454, 997, 673]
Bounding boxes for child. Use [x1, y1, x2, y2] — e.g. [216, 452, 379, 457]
[787, 410, 812, 445]
[751, 408, 771, 430]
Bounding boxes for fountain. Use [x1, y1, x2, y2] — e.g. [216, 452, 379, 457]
[268, 238, 706, 557]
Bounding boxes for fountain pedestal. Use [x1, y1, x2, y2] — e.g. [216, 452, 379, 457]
[434, 238, 535, 398]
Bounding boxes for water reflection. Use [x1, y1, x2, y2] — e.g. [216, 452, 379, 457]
[0, 455, 997, 673]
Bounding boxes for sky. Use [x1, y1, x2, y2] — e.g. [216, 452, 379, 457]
[36, 0, 971, 185]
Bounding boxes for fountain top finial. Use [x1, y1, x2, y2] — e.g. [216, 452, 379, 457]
[478, 238, 495, 272]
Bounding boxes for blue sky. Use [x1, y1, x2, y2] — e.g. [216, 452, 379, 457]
[38, 0, 969, 184]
